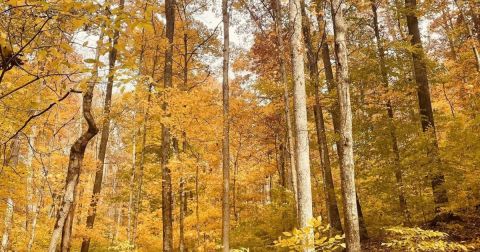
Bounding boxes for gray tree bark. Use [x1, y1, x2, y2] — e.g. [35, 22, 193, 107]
[330, 0, 361, 250]
[300, 1, 343, 234]
[1, 198, 14, 252]
[222, 0, 231, 250]
[289, 0, 314, 249]
[272, 0, 298, 205]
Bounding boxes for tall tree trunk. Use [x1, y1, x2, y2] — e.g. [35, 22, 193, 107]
[178, 24, 190, 252]
[133, 43, 159, 246]
[179, 177, 186, 252]
[300, 0, 343, 234]
[405, 0, 449, 211]
[48, 36, 100, 252]
[232, 139, 241, 221]
[1, 137, 19, 252]
[26, 124, 38, 249]
[161, 0, 176, 250]
[127, 115, 137, 244]
[195, 162, 201, 249]
[81, 2, 124, 250]
[221, 0, 231, 250]
[1, 198, 14, 252]
[330, 0, 361, 250]
[272, 0, 298, 204]
[276, 135, 287, 188]
[371, 0, 409, 223]
[27, 183, 43, 252]
[318, 8, 368, 240]
[289, 0, 314, 249]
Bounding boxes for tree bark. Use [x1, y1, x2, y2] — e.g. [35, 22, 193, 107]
[48, 36, 100, 252]
[25, 124, 39, 250]
[80, 2, 124, 251]
[330, 0, 361, 250]
[289, 0, 314, 249]
[179, 177, 186, 252]
[222, 0, 231, 250]
[371, 0, 409, 223]
[300, 0, 343, 234]
[405, 0, 449, 211]
[1, 198, 14, 252]
[127, 114, 137, 244]
[161, 0, 176, 250]
[272, 0, 298, 204]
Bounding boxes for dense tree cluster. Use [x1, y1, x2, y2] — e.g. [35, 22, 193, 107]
[0, 0, 479, 251]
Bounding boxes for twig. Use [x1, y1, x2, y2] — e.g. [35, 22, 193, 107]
[4, 89, 82, 145]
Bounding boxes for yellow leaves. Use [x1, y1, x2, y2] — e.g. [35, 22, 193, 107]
[71, 16, 88, 30]
[276, 216, 345, 251]
[0, 37, 14, 59]
[383, 227, 471, 251]
[6, 0, 27, 6]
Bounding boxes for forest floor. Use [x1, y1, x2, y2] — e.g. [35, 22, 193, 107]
[362, 207, 480, 251]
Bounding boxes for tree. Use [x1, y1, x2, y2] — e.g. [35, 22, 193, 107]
[330, 0, 361, 250]
[289, 0, 314, 248]
[371, 0, 409, 223]
[81, 1, 124, 251]
[48, 39, 100, 252]
[300, 0, 343, 234]
[222, 0, 231, 250]
[272, 0, 298, 204]
[161, 0, 176, 250]
[405, 0, 448, 211]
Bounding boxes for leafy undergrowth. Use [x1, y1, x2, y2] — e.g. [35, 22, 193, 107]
[362, 208, 480, 251]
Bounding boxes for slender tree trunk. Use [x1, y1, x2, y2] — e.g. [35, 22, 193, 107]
[233, 140, 241, 221]
[161, 0, 176, 250]
[300, 1, 343, 234]
[25, 124, 39, 249]
[1, 198, 14, 252]
[178, 26, 190, 252]
[318, 8, 369, 240]
[48, 37, 100, 252]
[27, 185, 43, 252]
[81, 2, 124, 251]
[277, 135, 287, 188]
[179, 177, 186, 252]
[133, 43, 159, 246]
[289, 0, 314, 249]
[371, 0, 409, 223]
[330, 0, 361, 250]
[195, 163, 200, 249]
[1, 137, 19, 252]
[222, 0, 231, 250]
[272, 0, 298, 204]
[61, 203, 75, 251]
[127, 115, 137, 244]
[405, 0, 449, 211]
[264, 175, 272, 204]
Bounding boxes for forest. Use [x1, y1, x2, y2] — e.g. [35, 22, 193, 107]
[0, 0, 479, 251]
